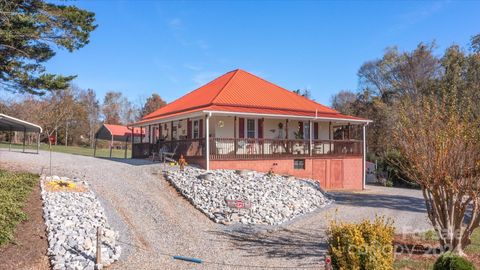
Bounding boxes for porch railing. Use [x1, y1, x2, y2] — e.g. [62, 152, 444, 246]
[132, 138, 205, 159]
[209, 138, 362, 160]
[133, 137, 362, 160]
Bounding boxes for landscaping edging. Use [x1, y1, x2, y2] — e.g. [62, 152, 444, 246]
[164, 167, 333, 225]
[40, 176, 121, 270]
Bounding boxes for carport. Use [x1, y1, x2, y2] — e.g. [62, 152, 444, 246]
[0, 113, 42, 154]
[94, 124, 144, 158]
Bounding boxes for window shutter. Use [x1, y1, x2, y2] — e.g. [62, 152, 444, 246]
[239, 118, 245, 138]
[258, 118, 264, 139]
[314, 122, 319, 140]
[187, 119, 192, 139]
[199, 119, 204, 138]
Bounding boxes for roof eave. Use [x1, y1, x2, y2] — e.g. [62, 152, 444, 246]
[203, 110, 372, 123]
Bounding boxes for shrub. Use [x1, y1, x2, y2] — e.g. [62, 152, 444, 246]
[433, 252, 476, 270]
[327, 216, 395, 270]
[0, 169, 38, 246]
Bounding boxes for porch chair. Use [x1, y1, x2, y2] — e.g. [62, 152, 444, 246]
[151, 144, 168, 162]
[163, 144, 179, 164]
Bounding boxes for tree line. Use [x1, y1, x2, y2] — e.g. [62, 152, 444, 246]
[330, 34, 480, 254]
[0, 89, 166, 147]
[331, 35, 480, 184]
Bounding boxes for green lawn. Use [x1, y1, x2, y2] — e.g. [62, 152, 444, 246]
[0, 169, 38, 246]
[0, 142, 131, 159]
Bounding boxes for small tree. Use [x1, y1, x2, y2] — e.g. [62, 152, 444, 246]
[140, 93, 166, 118]
[392, 94, 480, 255]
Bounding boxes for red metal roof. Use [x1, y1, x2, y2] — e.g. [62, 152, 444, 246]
[104, 124, 144, 137]
[139, 69, 368, 123]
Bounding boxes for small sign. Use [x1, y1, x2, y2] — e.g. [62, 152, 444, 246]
[48, 135, 56, 144]
[225, 199, 252, 209]
[325, 255, 332, 270]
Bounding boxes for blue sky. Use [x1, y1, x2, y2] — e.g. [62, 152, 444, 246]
[44, 0, 479, 106]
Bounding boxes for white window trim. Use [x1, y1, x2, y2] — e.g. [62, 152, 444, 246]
[303, 121, 310, 140]
[192, 119, 200, 139]
[245, 118, 257, 139]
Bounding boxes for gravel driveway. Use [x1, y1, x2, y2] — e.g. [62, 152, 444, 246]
[0, 149, 432, 269]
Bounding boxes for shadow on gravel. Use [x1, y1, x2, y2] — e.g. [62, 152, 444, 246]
[96, 157, 155, 166]
[210, 227, 327, 264]
[331, 192, 426, 213]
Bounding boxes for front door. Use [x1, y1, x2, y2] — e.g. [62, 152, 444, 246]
[330, 160, 343, 189]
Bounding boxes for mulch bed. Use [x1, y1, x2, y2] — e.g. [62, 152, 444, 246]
[394, 234, 442, 255]
[394, 233, 480, 269]
[0, 182, 50, 270]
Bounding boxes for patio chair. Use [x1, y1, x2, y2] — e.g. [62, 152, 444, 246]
[151, 144, 168, 162]
[163, 144, 178, 163]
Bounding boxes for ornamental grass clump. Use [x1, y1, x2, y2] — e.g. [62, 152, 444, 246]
[0, 169, 38, 246]
[433, 252, 476, 270]
[327, 216, 395, 270]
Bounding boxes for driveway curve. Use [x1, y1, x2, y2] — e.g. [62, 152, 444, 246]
[0, 149, 431, 269]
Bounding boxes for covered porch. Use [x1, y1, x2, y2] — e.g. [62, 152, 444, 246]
[131, 112, 366, 165]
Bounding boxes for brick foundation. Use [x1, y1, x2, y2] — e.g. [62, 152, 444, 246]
[208, 157, 363, 190]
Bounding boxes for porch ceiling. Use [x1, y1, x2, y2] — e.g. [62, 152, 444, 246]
[132, 109, 370, 127]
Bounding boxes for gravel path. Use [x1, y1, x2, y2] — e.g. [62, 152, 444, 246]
[0, 149, 432, 269]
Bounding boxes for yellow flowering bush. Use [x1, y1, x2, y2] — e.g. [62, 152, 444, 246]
[327, 216, 395, 270]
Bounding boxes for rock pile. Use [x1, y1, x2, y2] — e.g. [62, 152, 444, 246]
[41, 176, 121, 270]
[165, 168, 332, 225]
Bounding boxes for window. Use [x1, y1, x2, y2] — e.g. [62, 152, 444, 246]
[246, 119, 255, 138]
[172, 125, 177, 139]
[294, 159, 305, 170]
[333, 125, 359, 140]
[303, 122, 310, 140]
[193, 120, 199, 139]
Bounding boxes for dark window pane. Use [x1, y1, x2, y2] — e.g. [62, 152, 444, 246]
[247, 119, 255, 138]
[294, 159, 305, 169]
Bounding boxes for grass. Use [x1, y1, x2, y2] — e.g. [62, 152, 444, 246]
[466, 228, 480, 253]
[394, 258, 435, 270]
[0, 142, 131, 159]
[0, 169, 38, 246]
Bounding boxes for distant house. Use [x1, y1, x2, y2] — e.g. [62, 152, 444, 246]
[131, 69, 371, 190]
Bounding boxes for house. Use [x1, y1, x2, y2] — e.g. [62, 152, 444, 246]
[131, 69, 371, 190]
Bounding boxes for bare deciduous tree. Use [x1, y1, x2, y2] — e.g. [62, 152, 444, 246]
[38, 90, 76, 148]
[393, 94, 480, 255]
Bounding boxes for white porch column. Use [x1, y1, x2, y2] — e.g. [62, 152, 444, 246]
[309, 120, 313, 156]
[205, 113, 211, 171]
[362, 124, 367, 190]
[37, 131, 40, 154]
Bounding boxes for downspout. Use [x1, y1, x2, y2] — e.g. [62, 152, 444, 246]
[205, 112, 212, 171]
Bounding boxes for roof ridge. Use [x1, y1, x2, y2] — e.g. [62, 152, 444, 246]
[232, 69, 339, 113]
[210, 69, 240, 104]
[211, 103, 341, 115]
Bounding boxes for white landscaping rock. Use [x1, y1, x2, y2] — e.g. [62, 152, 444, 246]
[41, 176, 122, 270]
[164, 167, 333, 225]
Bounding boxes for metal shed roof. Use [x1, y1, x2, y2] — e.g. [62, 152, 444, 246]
[0, 113, 42, 133]
[95, 124, 144, 141]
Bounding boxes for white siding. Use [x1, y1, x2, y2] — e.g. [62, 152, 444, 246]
[212, 116, 234, 138]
